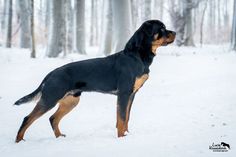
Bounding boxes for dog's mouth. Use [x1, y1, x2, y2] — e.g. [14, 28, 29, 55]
[162, 40, 174, 46]
[151, 31, 176, 54]
[162, 32, 176, 46]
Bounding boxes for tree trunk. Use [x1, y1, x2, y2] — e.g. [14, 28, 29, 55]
[45, 0, 50, 29]
[46, 0, 66, 57]
[208, 0, 216, 42]
[44, 0, 51, 44]
[131, 0, 138, 29]
[90, 0, 95, 46]
[30, 0, 36, 58]
[38, 0, 43, 23]
[6, 0, 12, 48]
[100, 0, 113, 55]
[223, 0, 229, 28]
[65, 0, 73, 54]
[231, 0, 236, 50]
[217, 0, 221, 33]
[183, 0, 195, 46]
[169, 0, 185, 46]
[159, 0, 164, 20]
[200, 0, 208, 47]
[1, 0, 7, 33]
[75, 0, 86, 54]
[19, 0, 31, 48]
[0, 0, 6, 45]
[94, 0, 99, 46]
[89, 0, 99, 46]
[141, 0, 151, 22]
[112, 0, 132, 52]
[152, 0, 164, 21]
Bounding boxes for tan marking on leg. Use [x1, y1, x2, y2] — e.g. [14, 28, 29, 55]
[16, 103, 46, 143]
[117, 105, 126, 137]
[50, 95, 80, 138]
[116, 97, 132, 131]
[124, 98, 132, 132]
[133, 74, 149, 93]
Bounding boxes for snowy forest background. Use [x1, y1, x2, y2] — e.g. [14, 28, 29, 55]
[0, 0, 236, 57]
[0, 1, 236, 156]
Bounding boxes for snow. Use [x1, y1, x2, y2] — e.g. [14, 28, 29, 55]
[0, 45, 235, 157]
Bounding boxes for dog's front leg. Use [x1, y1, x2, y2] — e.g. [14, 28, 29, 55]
[116, 92, 134, 137]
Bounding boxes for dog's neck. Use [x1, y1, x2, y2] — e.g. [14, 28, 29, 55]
[140, 50, 155, 73]
[124, 48, 155, 74]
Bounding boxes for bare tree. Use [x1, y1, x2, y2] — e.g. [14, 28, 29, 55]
[183, 0, 195, 46]
[169, 0, 185, 46]
[208, 0, 216, 42]
[90, 0, 99, 46]
[43, 0, 51, 46]
[217, 0, 221, 34]
[45, 0, 50, 29]
[46, 0, 66, 57]
[141, 0, 151, 22]
[38, 0, 43, 24]
[19, 0, 31, 48]
[223, 0, 229, 28]
[152, 0, 164, 21]
[1, 0, 7, 33]
[112, 0, 132, 52]
[75, 0, 86, 54]
[200, 0, 208, 46]
[65, 0, 73, 54]
[30, 0, 36, 58]
[6, 0, 13, 48]
[231, 0, 236, 50]
[100, 0, 113, 55]
[131, 0, 138, 29]
[169, 0, 202, 46]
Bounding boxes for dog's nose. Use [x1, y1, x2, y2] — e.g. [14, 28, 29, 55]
[172, 31, 176, 36]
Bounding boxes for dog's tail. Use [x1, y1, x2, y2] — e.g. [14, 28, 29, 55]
[14, 83, 43, 106]
[13, 72, 53, 106]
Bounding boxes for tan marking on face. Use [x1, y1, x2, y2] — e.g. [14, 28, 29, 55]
[133, 74, 149, 93]
[151, 34, 165, 55]
[166, 32, 176, 44]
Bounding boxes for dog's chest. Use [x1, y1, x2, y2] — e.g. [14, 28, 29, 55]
[133, 74, 149, 93]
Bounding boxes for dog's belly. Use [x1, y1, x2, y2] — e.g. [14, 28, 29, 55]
[73, 74, 118, 94]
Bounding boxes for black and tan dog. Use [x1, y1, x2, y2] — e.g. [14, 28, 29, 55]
[14, 20, 175, 143]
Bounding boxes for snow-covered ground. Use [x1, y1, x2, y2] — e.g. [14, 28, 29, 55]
[0, 45, 235, 157]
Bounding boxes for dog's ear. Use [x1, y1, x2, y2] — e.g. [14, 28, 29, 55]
[141, 22, 153, 36]
[125, 30, 144, 51]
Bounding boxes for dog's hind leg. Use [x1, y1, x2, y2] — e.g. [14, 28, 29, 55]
[15, 99, 51, 143]
[49, 95, 80, 138]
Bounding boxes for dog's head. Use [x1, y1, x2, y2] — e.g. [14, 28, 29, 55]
[125, 20, 176, 55]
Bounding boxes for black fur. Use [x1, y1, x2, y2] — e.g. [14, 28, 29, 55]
[15, 20, 176, 140]
[15, 20, 175, 117]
